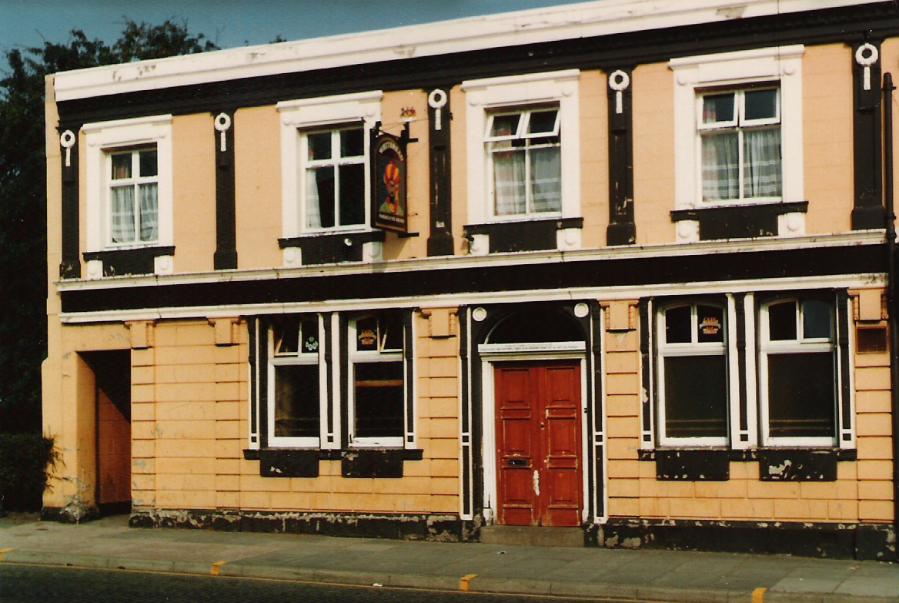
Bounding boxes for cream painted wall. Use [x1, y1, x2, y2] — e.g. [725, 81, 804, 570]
[171, 114, 216, 273]
[803, 43, 854, 235]
[883, 37, 899, 232]
[632, 62, 675, 246]
[450, 85, 469, 255]
[580, 70, 609, 249]
[381, 90, 429, 260]
[234, 106, 282, 270]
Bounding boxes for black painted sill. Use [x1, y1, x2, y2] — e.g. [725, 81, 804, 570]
[638, 447, 857, 462]
[82, 245, 175, 277]
[670, 201, 809, 241]
[243, 448, 424, 461]
[277, 230, 386, 248]
[463, 217, 584, 253]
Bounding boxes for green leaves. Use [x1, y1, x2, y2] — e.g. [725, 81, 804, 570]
[0, 20, 218, 434]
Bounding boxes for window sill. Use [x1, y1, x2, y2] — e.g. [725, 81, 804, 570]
[244, 447, 423, 478]
[82, 245, 175, 277]
[278, 230, 385, 266]
[638, 447, 855, 482]
[670, 200, 808, 241]
[463, 216, 583, 253]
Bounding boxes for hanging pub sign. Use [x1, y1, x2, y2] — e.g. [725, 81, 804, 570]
[371, 128, 408, 233]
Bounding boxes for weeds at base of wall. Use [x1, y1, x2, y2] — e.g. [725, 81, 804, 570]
[0, 434, 57, 513]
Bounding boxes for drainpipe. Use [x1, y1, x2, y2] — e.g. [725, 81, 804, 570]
[883, 72, 898, 559]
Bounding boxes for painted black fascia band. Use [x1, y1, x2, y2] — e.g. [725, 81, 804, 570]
[61, 243, 886, 315]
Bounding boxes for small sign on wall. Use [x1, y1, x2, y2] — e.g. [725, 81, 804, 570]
[372, 130, 408, 233]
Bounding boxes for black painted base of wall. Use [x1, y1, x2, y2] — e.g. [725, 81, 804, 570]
[599, 518, 896, 561]
[41, 505, 100, 524]
[129, 509, 477, 542]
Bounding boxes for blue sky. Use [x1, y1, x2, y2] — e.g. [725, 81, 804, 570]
[0, 0, 579, 54]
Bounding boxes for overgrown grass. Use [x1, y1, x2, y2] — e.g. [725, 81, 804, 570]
[0, 434, 56, 513]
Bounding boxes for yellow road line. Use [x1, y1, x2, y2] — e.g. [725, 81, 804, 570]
[752, 587, 767, 603]
[459, 573, 477, 592]
[0, 548, 13, 562]
[210, 560, 227, 576]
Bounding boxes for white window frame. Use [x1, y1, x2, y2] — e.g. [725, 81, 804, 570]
[696, 87, 782, 204]
[267, 315, 327, 448]
[278, 91, 382, 238]
[83, 114, 174, 253]
[300, 125, 367, 232]
[656, 301, 731, 447]
[484, 106, 562, 218]
[347, 315, 406, 448]
[462, 70, 580, 225]
[670, 46, 804, 211]
[758, 298, 839, 448]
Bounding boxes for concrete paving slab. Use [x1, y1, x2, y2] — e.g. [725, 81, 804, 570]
[0, 515, 897, 602]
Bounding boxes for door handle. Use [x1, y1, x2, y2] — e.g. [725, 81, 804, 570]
[532, 469, 540, 496]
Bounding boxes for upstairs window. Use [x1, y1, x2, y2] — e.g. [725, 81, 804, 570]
[108, 148, 159, 245]
[268, 316, 323, 447]
[486, 107, 561, 217]
[302, 126, 366, 230]
[699, 88, 782, 203]
[657, 302, 729, 446]
[759, 299, 837, 446]
[348, 313, 405, 447]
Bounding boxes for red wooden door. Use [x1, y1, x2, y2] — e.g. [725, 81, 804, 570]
[495, 362, 582, 527]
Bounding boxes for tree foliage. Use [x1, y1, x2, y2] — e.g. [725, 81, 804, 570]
[0, 20, 217, 433]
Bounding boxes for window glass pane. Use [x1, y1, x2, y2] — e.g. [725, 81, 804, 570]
[528, 110, 558, 135]
[274, 317, 300, 355]
[340, 128, 363, 158]
[380, 314, 404, 351]
[306, 166, 335, 228]
[663, 355, 728, 438]
[744, 89, 777, 121]
[767, 352, 835, 438]
[696, 305, 724, 343]
[493, 150, 526, 215]
[274, 364, 320, 438]
[307, 132, 332, 161]
[701, 132, 739, 201]
[743, 128, 781, 198]
[111, 154, 131, 180]
[529, 146, 561, 213]
[802, 300, 833, 340]
[139, 150, 157, 177]
[354, 361, 404, 438]
[702, 93, 735, 124]
[490, 114, 520, 138]
[665, 306, 691, 344]
[768, 302, 797, 341]
[110, 186, 135, 243]
[489, 308, 583, 343]
[300, 318, 319, 354]
[355, 317, 378, 351]
[138, 183, 158, 242]
[338, 163, 365, 226]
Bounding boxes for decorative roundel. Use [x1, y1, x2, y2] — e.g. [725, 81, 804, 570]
[855, 43, 879, 66]
[59, 130, 76, 148]
[428, 88, 448, 109]
[472, 307, 488, 322]
[214, 112, 232, 132]
[573, 303, 589, 319]
[609, 69, 630, 92]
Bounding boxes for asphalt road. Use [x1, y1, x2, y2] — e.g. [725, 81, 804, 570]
[0, 564, 611, 603]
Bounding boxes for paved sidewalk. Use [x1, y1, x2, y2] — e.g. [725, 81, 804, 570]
[1, 514, 898, 602]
